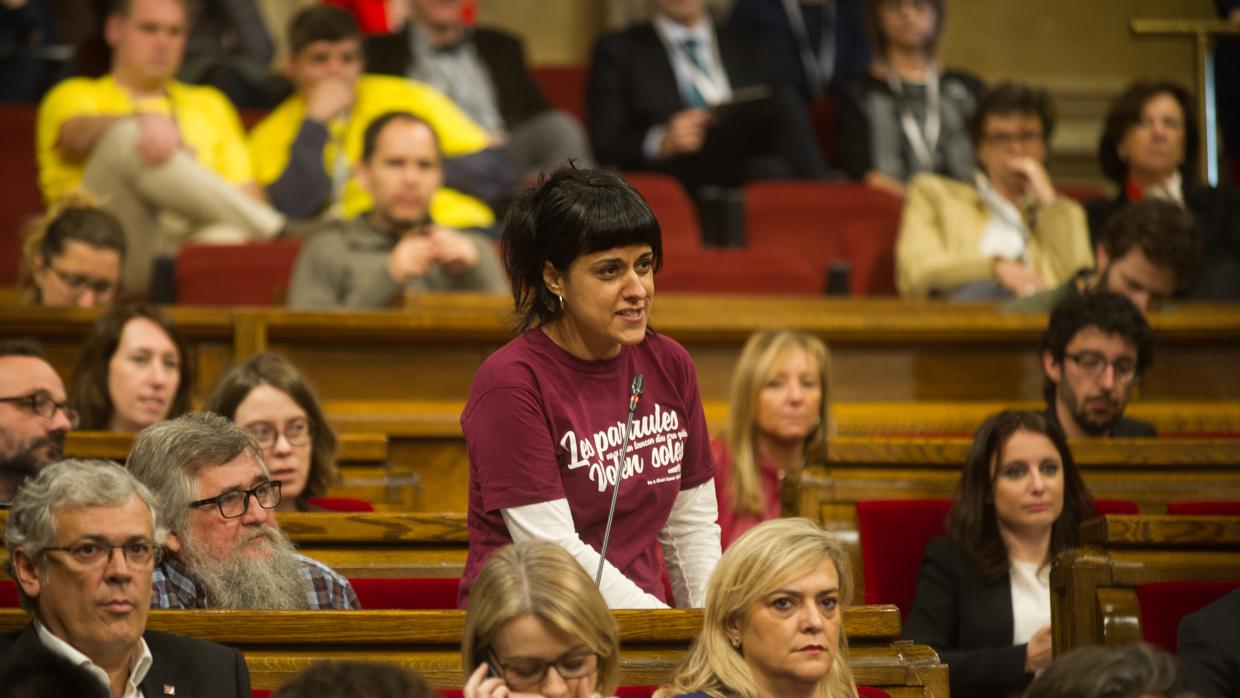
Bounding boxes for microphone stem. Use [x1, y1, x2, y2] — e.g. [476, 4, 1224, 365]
[595, 400, 638, 586]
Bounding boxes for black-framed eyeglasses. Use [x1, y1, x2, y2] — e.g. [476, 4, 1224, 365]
[43, 259, 118, 298]
[188, 481, 281, 519]
[0, 392, 80, 428]
[245, 418, 312, 449]
[43, 538, 161, 568]
[1065, 352, 1139, 384]
[486, 648, 600, 689]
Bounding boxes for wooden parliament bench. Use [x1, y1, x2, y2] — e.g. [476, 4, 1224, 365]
[1050, 514, 1240, 655]
[321, 401, 1240, 512]
[798, 437, 1240, 604]
[62, 431, 421, 511]
[0, 607, 949, 697]
[5, 296, 1240, 406]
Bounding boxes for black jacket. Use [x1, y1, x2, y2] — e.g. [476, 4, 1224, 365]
[1178, 589, 1240, 698]
[902, 536, 1033, 698]
[1042, 405, 1157, 438]
[0, 625, 251, 698]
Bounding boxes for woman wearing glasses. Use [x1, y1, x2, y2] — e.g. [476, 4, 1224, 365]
[902, 410, 1095, 698]
[463, 540, 619, 698]
[656, 518, 859, 698]
[21, 192, 126, 308]
[204, 353, 339, 513]
[71, 304, 191, 433]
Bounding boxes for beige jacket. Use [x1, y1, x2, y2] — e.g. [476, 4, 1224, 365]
[895, 173, 1094, 299]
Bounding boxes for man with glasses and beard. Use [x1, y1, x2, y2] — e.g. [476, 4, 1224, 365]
[1039, 293, 1156, 439]
[0, 339, 76, 504]
[2, 459, 251, 697]
[126, 411, 359, 609]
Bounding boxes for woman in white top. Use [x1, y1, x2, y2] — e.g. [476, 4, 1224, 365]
[902, 410, 1096, 698]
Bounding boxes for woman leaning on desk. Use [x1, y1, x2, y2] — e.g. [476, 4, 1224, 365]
[901, 410, 1095, 698]
[456, 167, 720, 610]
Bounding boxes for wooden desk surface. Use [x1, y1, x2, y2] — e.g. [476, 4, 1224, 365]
[0, 607, 948, 695]
[6, 298, 1239, 405]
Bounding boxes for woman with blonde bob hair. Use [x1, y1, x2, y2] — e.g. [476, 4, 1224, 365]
[463, 541, 621, 698]
[657, 518, 858, 698]
[714, 331, 833, 547]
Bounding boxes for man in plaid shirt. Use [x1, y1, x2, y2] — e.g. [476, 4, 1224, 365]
[127, 412, 359, 610]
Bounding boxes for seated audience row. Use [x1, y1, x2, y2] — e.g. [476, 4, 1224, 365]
[20, 192, 125, 308]
[1, 451, 1215, 698]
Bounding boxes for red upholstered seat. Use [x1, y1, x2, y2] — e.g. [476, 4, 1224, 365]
[306, 497, 375, 512]
[622, 172, 702, 255]
[174, 239, 304, 306]
[252, 691, 271, 698]
[0, 104, 43, 286]
[856, 499, 953, 617]
[1093, 498, 1139, 515]
[1135, 580, 1240, 653]
[858, 687, 893, 698]
[1166, 500, 1240, 516]
[349, 577, 460, 610]
[529, 66, 587, 123]
[658, 248, 822, 295]
[744, 181, 902, 296]
[0, 579, 19, 607]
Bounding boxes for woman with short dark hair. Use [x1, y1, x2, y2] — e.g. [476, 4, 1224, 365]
[1087, 80, 1240, 299]
[457, 167, 720, 610]
[902, 410, 1095, 698]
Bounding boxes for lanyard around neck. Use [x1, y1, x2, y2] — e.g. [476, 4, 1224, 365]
[883, 61, 941, 171]
[780, 0, 835, 100]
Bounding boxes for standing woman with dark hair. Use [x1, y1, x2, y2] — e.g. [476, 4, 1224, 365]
[714, 330, 833, 548]
[203, 352, 340, 512]
[458, 167, 721, 610]
[22, 192, 126, 308]
[902, 410, 1095, 698]
[837, 0, 983, 198]
[1087, 80, 1240, 299]
[70, 304, 192, 432]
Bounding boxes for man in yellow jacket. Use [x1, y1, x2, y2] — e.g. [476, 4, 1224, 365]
[895, 82, 1093, 300]
[248, 5, 514, 231]
[36, 0, 284, 294]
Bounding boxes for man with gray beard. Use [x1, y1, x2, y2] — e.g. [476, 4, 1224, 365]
[126, 412, 359, 609]
[0, 339, 76, 504]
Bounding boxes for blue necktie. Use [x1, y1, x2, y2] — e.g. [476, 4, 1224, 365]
[679, 38, 709, 108]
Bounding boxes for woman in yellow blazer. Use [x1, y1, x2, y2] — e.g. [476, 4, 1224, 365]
[896, 83, 1093, 300]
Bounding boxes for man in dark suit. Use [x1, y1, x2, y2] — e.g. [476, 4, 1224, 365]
[1178, 589, 1240, 698]
[586, 0, 826, 198]
[365, 0, 593, 178]
[1, 459, 251, 697]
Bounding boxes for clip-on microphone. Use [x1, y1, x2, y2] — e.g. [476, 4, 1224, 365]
[595, 374, 645, 586]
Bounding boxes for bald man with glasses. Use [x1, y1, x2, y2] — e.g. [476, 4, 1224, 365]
[0, 339, 76, 504]
[2, 459, 251, 697]
[126, 411, 359, 610]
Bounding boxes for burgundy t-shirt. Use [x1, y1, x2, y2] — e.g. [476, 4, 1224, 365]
[458, 328, 715, 606]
